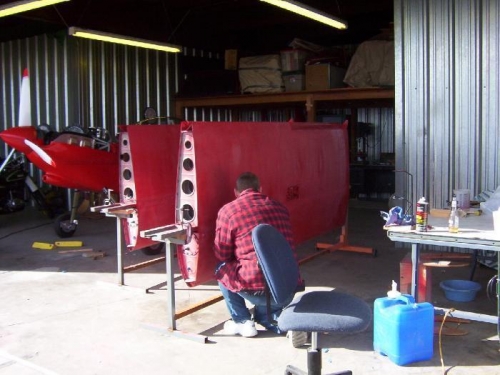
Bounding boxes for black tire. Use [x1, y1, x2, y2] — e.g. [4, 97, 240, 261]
[54, 212, 77, 238]
[141, 242, 165, 256]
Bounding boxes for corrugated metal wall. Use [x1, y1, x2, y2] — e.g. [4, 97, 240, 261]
[0, 33, 177, 206]
[6, 0, 498, 213]
[0, 33, 177, 155]
[357, 108, 395, 162]
[395, 0, 500, 209]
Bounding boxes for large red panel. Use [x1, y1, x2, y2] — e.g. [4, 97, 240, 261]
[119, 124, 180, 251]
[176, 121, 350, 286]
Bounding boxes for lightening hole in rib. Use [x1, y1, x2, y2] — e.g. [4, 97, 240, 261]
[183, 158, 194, 171]
[122, 169, 132, 180]
[182, 180, 194, 195]
[124, 187, 134, 199]
[182, 204, 195, 221]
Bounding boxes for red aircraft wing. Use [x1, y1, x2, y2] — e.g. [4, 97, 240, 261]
[175, 121, 350, 286]
[119, 124, 180, 251]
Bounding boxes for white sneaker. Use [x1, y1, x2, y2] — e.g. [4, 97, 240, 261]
[224, 320, 258, 337]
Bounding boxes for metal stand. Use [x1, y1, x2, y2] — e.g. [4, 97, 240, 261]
[91, 202, 137, 285]
[91, 200, 212, 343]
[140, 224, 209, 343]
[315, 214, 375, 261]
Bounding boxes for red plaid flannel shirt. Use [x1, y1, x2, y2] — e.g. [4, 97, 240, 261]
[214, 189, 296, 292]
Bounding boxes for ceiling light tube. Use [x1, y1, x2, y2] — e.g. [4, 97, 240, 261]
[68, 27, 182, 53]
[260, 0, 348, 30]
[0, 0, 70, 17]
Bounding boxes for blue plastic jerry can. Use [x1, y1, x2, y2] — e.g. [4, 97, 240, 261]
[373, 294, 434, 366]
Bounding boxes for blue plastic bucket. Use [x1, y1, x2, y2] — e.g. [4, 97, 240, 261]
[439, 279, 481, 302]
[374, 294, 434, 366]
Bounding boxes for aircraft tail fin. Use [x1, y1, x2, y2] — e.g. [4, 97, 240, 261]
[18, 68, 31, 127]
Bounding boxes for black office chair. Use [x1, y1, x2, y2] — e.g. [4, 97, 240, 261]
[252, 224, 372, 375]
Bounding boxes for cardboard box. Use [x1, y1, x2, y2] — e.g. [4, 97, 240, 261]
[306, 64, 346, 90]
[239, 54, 284, 93]
[280, 49, 309, 72]
[282, 72, 305, 92]
[225, 49, 238, 70]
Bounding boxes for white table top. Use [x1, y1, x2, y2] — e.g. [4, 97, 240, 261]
[386, 213, 500, 249]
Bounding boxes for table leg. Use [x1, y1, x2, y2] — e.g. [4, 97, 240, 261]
[411, 243, 420, 301]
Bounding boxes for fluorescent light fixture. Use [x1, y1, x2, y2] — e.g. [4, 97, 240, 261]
[260, 0, 348, 30]
[0, 0, 69, 17]
[68, 27, 182, 53]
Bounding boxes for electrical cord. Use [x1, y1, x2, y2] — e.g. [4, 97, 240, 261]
[0, 222, 51, 241]
[438, 308, 456, 375]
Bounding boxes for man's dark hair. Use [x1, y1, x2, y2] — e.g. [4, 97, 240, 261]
[236, 172, 260, 193]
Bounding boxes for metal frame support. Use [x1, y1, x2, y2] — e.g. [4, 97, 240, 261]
[91, 203, 214, 343]
[140, 224, 209, 343]
[315, 214, 375, 259]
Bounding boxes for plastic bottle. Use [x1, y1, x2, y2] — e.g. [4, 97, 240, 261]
[387, 280, 402, 298]
[415, 197, 429, 232]
[448, 195, 459, 233]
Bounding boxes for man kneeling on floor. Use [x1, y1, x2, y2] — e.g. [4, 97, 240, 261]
[214, 171, 303, 337]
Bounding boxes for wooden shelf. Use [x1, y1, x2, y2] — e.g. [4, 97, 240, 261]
[174, 87, 395, 122]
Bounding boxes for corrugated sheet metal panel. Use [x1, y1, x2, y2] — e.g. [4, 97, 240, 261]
[480, 0, 500, 192]
[0, 35, 74, 146]
[0, 34, 177, 139]
[73, 38, 176, 135]
[395, 0, 500, 209]
[357, 108, 395, 163]
[0, 33, 178, 203]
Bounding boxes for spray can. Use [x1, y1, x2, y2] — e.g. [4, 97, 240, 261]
[415, 197, 428, 232]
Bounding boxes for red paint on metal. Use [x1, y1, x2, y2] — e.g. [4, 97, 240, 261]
[119, 124, 180, 251]
[0, 127, 41, 155]
[0, 126, 119, 192]
[176, 121, 350, 286]
[38, 141, 119, 192]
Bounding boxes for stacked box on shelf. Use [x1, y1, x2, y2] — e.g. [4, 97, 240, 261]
[238, 54, 284, 93]
[280, 49, 309, 92]
[306, 64, 347, 91]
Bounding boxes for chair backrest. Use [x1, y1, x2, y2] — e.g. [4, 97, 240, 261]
[251, 224, 299, 305]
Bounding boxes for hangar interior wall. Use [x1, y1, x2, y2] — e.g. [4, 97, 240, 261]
[5, 0, 499, 213]
[395, 0, 500, 209]
[0, 34, 177, 158]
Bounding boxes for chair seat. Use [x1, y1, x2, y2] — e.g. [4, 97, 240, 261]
[277, 290, 371, 333]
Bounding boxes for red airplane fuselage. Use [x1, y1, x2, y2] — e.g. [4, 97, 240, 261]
[0, 126, 119, 192]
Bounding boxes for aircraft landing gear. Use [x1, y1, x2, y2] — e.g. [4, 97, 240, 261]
[54, 211, 78, 237]
[54, 190, 82, 238]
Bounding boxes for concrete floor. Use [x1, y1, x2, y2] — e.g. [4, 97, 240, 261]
[0, 200, 499, 375]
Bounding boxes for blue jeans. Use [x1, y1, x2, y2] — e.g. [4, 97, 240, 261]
[218, 282, 293, 334]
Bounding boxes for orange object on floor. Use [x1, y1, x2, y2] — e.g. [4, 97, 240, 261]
[400, 252, 432, 302]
